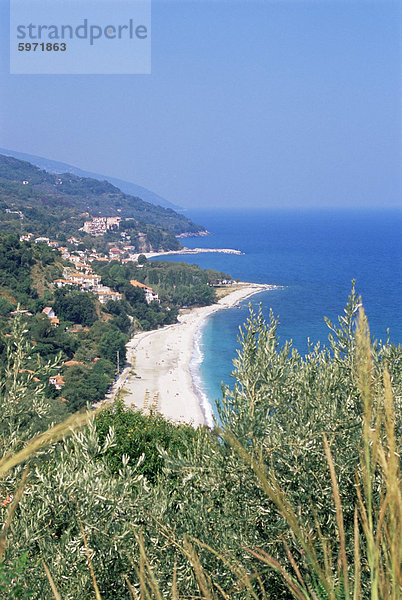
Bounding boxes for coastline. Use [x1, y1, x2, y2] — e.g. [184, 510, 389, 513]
[132, 247, 244, 260]
[121, 282, 274, 426]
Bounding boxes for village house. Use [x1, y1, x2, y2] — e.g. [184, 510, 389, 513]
[88, 255, 109, 262]
[81, 216, 121, 236]
[42, 308, 60, 326]
[49, 375, 65, 390]
[62, 360, 84, 368]
[67, 325, 90, 333]
[69, 272, 101, 288]
[106, 217, 121, 229]
[130, 280, 160, 304]
[6, 209, 24, 218]
[81, 218, 106, 236]
[19, 233, 34, 242]
[109, 247, 124, 260]
[53, 278, 80, 288]
[122, 257, 137, 264]
[96, 289, 123, 304]
[42, 306, 56, 319]
[75, 262, 93, 274]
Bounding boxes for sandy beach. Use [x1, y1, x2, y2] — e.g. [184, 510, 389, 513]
[118, 283, 272, 427]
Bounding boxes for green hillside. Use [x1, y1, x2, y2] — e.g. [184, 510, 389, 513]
[0, 233, 229, 412]
[0, 155, 204, 249]
[0, 147, 181, 210]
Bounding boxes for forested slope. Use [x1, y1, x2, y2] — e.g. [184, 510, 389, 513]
[0, 155, 204, 247]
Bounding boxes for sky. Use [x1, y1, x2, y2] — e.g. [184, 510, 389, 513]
[0, 0, 401, 209]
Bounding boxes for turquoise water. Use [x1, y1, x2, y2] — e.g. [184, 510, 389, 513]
[155, 208, 402, 418]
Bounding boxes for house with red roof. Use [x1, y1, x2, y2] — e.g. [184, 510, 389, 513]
[130, 280, 160, 304]
[42, 307, 56, 319]
[49, 375, 65, 390]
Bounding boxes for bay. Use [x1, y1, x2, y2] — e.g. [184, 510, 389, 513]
[153, 208, 401, 414]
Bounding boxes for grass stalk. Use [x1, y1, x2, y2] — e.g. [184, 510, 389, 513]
[42, 560, 63, 600]
[78, 515, 103, 600]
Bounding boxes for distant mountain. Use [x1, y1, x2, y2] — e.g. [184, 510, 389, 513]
[0, 154, 205, 251]
[0, 147, 181, 211]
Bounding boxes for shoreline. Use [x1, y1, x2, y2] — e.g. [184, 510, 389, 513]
[130, 247, 244, 261]
[120, 282, 276, 426]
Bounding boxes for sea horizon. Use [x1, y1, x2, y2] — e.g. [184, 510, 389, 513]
[154, 207, 401, 418]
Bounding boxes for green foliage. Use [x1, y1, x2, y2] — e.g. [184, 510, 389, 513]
[98, 329, 128, 367]
[0, 154, 204, 243]
[0, 298, 13, 317]
[0, 317, 69, 449]
[0, 234, 60, 311]
[0, 553, 34, 599]
[53, 289, 97, 327]
[62, 359, 115, 411]
[96, 259, 227, 309]
[0, 287, 400, 599]
[28, 315, 78, 360]
[95, 400, 198, 482]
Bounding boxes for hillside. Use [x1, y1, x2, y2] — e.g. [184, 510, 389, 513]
[0, 288, 400, 598]
[0, 147, 181, 210]
[0, 155, 205, 251]
[0, 233, 230, 413]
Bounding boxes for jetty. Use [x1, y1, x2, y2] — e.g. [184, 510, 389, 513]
[142, 247, 244, 259]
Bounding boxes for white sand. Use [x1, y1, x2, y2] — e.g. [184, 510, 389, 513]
[121, 283, 272, 426]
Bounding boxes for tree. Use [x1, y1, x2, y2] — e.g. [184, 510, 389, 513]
[53, 290, 97, 326]
[0, 298, 13, 316]
[121, 282, 146, 307]
[95, 400, 198, 482]
[0, 316, 69, 447]
[62, 360, 115, 411]
[98, 329, 127, 368]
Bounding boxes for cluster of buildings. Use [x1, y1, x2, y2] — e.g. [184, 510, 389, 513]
[48, 375, 65, 390]
[53, 251, 159, 304]
[52, 270, 159, 305]
[19, 234, 77, 247]
[48, 358, 99, 391]
[18, 225, 160, 305]
[53, 267, 123, 304]
[80, 216, 121, 236]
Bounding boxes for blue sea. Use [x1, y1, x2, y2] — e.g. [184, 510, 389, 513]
[153, 208, 401, 420]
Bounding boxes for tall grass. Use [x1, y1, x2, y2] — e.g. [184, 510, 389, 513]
[224, 308, 401, 600]
[0, 309, 400, 598]
[123, 308, 400, 599]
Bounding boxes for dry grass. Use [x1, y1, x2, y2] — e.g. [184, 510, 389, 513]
[213, 283, 247, 300]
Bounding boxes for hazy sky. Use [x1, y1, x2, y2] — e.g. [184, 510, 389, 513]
[0, 0, 400, 209]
